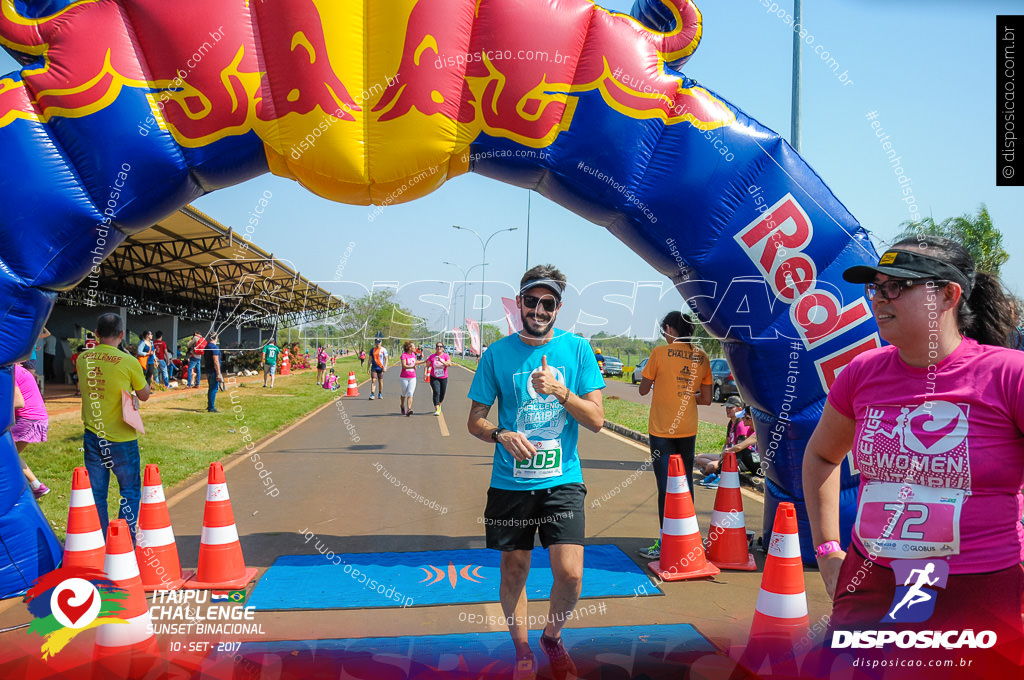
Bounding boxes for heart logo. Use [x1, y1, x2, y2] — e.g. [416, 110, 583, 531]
[909, 411, 961, 451]
[56, 587, 96, 626]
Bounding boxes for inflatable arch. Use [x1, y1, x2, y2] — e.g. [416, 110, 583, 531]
[0, 0, 878, 596]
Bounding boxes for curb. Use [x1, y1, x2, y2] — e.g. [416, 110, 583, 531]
[600, 421, 765, 494]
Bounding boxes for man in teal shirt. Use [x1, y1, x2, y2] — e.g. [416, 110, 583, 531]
[467, 264, 605, 680]
[262, 339, 280, 388]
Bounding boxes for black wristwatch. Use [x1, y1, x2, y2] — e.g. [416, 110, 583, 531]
[491, 427, 506, 442]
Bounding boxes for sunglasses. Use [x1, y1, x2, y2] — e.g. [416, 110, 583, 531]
[522, 294, 558, 312]
[865, 278, 947, 301]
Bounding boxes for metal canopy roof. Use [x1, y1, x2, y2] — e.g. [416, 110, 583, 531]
[58, 205, 344, 325]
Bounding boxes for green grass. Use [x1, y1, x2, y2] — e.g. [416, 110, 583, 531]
[25, 357, 360, 540]
[450, 356, 479, 371]
[602, 396, 725, 452]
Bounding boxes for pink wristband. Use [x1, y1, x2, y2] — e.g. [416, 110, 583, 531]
[815, 540, 842, 558]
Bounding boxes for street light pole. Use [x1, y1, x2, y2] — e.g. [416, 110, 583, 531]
[444, 260, 488, 356]
[791, 0, 802, 152]
[453, 225, 517, 352]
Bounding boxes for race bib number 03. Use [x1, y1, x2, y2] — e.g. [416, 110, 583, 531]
[514, 439, 563, 479]
[855, 482, 964, 558]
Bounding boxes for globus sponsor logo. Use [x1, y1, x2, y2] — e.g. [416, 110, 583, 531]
[831, 629, 997, 650]
[734, 190, 879, 391]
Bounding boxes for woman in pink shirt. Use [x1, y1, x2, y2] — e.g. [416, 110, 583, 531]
[803, 236, 1024, 659]
[399, 341, 423, 416]
[426, 342, 452, 416]
[13, 364, 50, 498]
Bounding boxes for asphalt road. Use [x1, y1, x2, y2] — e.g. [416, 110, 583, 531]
[0, 362, 832, 674]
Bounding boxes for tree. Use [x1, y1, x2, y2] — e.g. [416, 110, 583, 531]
[896, 204, 1009, 275]
[315, 289, 429, 343]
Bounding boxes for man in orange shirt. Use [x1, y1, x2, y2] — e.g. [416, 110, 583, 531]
[636, 311, 712, 559]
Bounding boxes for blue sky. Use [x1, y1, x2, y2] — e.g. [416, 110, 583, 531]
[6, 1, 1020, 339]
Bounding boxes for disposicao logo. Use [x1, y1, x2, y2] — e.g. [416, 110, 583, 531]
[831, 559, 996, 650]
[24, 566, 129, 659]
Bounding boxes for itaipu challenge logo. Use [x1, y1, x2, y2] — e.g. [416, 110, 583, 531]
[23, 566, 129, 658]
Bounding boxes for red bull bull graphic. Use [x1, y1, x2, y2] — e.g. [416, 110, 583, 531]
[0, 0, 881, 616]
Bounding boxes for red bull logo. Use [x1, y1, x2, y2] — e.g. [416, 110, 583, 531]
[0, 0, 733, 199]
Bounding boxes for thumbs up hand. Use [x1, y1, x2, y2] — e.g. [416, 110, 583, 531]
[531, 355, 561, 399]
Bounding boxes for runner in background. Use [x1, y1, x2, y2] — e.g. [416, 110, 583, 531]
[636, 311, 712, 560]
[467, 264, 605, 680]
[803, 236, 1024, 663]
[368, 337, 388, 400]
[426, 342, 452, 416]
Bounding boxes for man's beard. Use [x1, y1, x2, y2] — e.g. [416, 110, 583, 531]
[520, 308, 556, 337]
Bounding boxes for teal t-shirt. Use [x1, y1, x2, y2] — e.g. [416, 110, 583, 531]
[263, 344, 280, 365]
[468, 330, 605, 491]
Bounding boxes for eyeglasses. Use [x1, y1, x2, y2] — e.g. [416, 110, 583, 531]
[865, 279, 947, 301]
[522, 294, 558, 312]
[436, 345, 444, 349]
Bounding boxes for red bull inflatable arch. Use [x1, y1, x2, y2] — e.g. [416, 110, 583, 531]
[0, 0, 879, 596]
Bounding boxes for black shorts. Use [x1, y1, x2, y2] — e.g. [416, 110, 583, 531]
[317, 361, 327, 370]
[371, 366, 384, 375]
[483, 483, 586, 551]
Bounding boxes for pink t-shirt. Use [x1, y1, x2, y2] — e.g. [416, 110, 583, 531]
[733, 420, 756, 451]
[427, 353, 450, 379]
[400, 353, 417, 379]
[14, 364, 47, 421]
[827, 337, 1024, 573]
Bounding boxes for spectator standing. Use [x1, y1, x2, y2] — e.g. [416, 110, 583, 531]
[136, 330, 156, 387]
[636, 311, 712, 560]
[316, 345, 328, 385]
[153, 331, 170, 388]
[204, 331, 223, 413]
[186, 331, 205, 387]
[13, 364, 50, 498]
[76, 313, 150, 537]
[70, 345, 83, 397]
[43, 333, 57, 382]
[262, 338, 280, 388]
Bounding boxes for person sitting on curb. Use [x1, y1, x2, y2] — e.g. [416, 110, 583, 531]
[698, 407, 759, 488]
[694, 396, 743, 486]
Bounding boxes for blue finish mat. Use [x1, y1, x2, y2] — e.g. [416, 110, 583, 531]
[247, 544, 660, 610]
[202, 625, 740, 679]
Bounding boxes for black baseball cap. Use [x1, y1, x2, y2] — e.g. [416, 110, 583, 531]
[520, 278, 565, 300]
[843, 248, 973, 297]
[724, 396, 743, 407]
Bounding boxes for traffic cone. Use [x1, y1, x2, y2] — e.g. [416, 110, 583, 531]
[184, 462, 258, 590]
[345, 371, 359, 396]
[63, 467, 105, 570]
[749, 502, 809, 642]
[649, 455, 720, 581]
[94, 519, 159, 677]
[135, 464, 191, 591]
[705, 452, 757, 571]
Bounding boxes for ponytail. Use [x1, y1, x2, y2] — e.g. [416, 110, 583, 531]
[960, 272, 1015, 347]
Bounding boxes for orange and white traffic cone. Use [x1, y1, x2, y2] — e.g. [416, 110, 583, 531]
[63, 467, 105, 571]
[94, 519, 159, 677]
[649, 455, 720, 581]
[749, 502, 809, 642]
[705, 452, 757, 571]
[135, 464, 191, 591]
[184, 462, 258, 590]
[345, 371, 359, 397]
